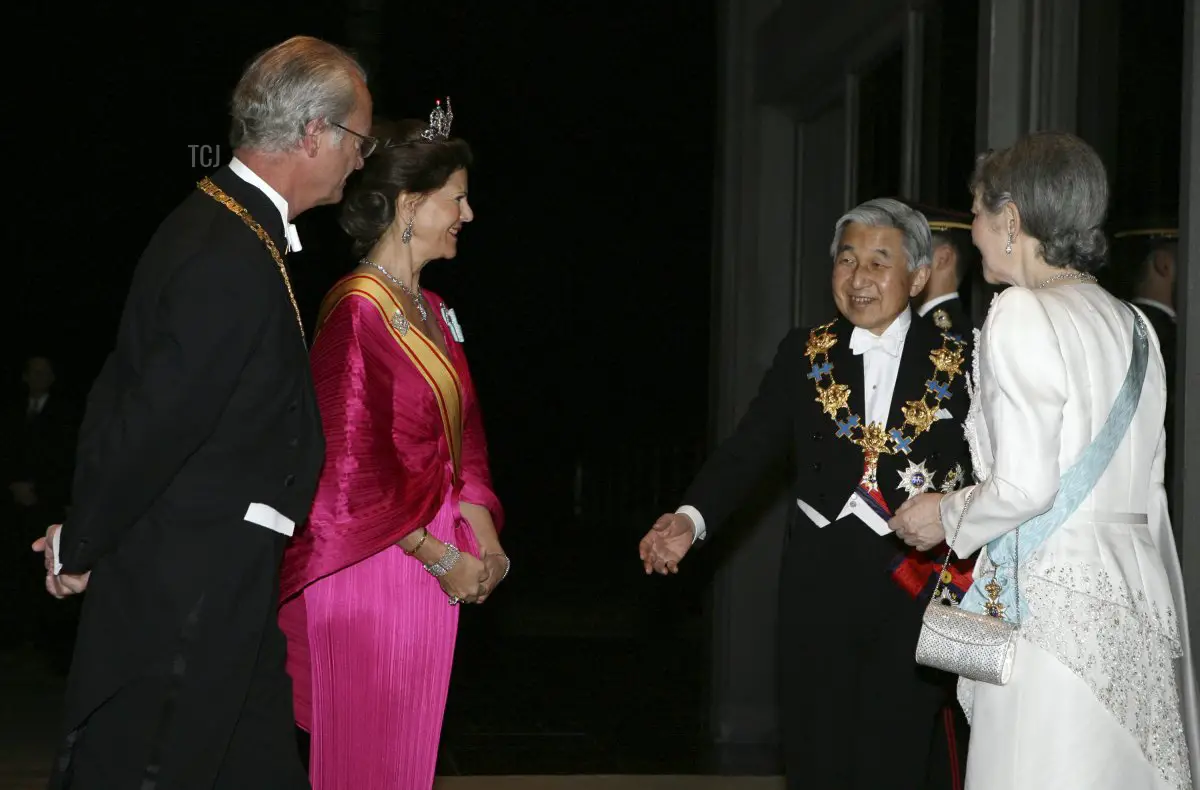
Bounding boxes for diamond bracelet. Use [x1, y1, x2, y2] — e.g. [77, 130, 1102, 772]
[487, 552, 511, 582]
[424, 544, 461, 577]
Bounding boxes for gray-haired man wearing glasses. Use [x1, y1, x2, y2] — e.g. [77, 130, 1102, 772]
[36, 36, 372, 790]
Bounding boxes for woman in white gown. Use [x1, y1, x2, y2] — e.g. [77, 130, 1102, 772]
[890, 131, 1199, 790]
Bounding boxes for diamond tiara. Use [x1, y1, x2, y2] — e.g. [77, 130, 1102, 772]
[420, 97, 453, 141]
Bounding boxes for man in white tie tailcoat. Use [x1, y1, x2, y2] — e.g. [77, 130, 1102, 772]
[32, 36, 374, 790]
[640, 198, 976, 790]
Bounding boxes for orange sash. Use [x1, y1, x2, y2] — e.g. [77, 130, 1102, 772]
[316, 273, 463, 479]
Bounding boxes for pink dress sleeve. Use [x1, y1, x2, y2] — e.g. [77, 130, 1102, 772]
[433, 293, 504, 533]
[280, 294, 447, 601]
[459, 370, 504, 532]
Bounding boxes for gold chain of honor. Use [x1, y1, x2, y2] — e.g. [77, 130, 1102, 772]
[804, 321, 966, 491]
[197, 177, 306, 343]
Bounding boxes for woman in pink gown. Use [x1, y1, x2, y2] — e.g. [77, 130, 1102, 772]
[278, 104, 507, 789]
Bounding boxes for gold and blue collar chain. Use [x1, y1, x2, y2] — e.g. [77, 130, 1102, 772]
[804, 320, 966, 490]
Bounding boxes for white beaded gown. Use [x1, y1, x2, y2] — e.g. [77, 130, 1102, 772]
[938, 284, 1200, 790]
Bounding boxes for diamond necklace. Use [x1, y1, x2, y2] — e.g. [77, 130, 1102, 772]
[1037, 270, 1097, 289]
[361, 258, 428, 321]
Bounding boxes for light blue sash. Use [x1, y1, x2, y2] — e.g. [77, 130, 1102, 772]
[959, 304, 1149, 622]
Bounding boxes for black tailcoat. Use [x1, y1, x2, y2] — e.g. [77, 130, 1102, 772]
[49, 166, 324, 790]
[684, 313, 974, 790]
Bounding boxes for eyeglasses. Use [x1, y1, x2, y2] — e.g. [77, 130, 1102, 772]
[331, 122, 378, 158]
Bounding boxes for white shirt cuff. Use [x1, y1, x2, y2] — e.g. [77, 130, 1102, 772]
[52, 526, 63, 575]
[675, 505, 706, 543]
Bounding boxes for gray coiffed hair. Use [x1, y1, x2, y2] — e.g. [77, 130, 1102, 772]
[970, 131, 1109, 273]
[229, 36, 367, 153]
[829, 198, 933, 272]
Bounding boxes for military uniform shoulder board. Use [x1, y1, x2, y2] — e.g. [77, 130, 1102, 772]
[932, 308, 952, 330]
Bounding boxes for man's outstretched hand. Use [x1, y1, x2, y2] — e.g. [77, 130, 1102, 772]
[639, 513, 694, 575]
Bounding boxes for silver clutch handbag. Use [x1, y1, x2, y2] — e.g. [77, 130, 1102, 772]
[914, 489, 1019, 686]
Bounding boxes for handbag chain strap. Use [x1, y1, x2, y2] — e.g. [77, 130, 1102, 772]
[929, 488, 1022, 626]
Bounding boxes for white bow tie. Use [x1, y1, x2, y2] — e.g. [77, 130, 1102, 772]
[285, 224, 302, 254]
[849, 327, 901, 357]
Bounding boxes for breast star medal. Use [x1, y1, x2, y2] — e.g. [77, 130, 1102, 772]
[940, 463, 964, 493]
[933, 308, 952, 330]
[391, 309, 410, 336]
[897, 459, 935, 498]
